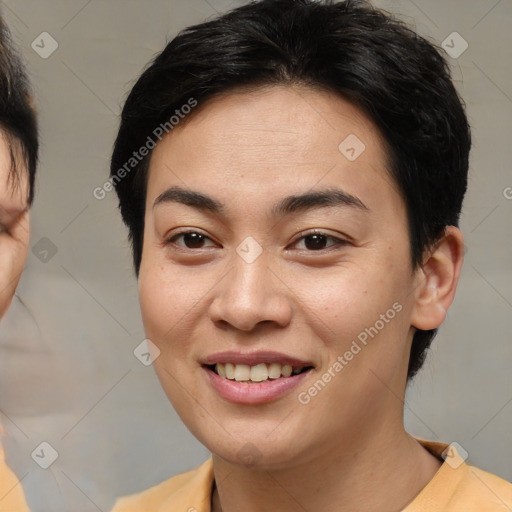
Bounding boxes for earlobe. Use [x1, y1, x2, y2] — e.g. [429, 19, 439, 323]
[410, 226, 465, 331]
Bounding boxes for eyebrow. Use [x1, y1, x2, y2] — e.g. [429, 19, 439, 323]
[153, 185, 369, 217]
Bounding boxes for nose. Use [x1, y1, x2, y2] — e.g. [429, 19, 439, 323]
[208, 250, 293, 332]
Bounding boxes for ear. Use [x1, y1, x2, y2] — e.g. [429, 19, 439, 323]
[410, 226, 465, 330]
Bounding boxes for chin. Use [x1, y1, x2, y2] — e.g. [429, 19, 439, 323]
[196, 427, 312, 471]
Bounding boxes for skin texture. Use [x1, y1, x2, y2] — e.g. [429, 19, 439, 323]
[138, 85, 464, 512]
[0, 131, 30, 319]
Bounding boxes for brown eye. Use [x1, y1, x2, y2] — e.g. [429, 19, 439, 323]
[167, 231, 216, 249]
[182, 232, 206, 248]
[293, 231, 346, 251]
[304, 234, 328, 250]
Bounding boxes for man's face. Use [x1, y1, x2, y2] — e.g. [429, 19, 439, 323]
[0, 132, 30, 319]
[138, 85, 425, 468]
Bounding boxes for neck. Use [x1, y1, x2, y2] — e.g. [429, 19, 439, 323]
[211, 427, 442, 512]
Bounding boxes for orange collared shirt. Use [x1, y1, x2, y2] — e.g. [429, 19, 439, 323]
[0, 441, 29, 512]
[111, 440, 512, 512]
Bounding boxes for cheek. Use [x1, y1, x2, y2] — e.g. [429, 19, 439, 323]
[138, 257, 208, 357]
[293, 262, 412, 393]
[292, 264, 396, 338]
[0, 247, 24, 318]
[138, 263, 180, 340]
[138, 261, 208, 426]
[0, 230, 29, 272]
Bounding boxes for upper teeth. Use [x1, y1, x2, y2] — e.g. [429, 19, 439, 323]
[215, 363, 305, 382]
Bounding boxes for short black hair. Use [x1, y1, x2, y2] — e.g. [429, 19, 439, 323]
[110, 0, 471, 380]
[0, 13, 38, 205]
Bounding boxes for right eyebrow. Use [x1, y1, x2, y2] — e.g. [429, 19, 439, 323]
[153, 186, 224, 214]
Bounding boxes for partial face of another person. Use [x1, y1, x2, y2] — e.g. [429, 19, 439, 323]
[0, 131, 30, 318]
[137, 85, 447, 469]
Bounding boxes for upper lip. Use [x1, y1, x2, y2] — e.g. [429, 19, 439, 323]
[202, 351, 314, 367]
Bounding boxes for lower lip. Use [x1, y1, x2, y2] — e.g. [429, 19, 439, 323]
[203, 366, 312, 404]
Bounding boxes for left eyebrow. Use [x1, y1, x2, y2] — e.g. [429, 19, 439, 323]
[152, 185, 369, 218]
[271, 188, 369, 217]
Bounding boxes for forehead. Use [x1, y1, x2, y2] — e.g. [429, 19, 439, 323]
[146, 85, 401, 215]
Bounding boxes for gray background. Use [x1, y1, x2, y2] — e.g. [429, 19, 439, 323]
[0, 0, 510, 511]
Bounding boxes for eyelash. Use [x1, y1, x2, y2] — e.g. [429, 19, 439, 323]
[165, 229, 348, 252]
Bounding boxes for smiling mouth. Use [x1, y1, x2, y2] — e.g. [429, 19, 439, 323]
[206, 363, 314, 383]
